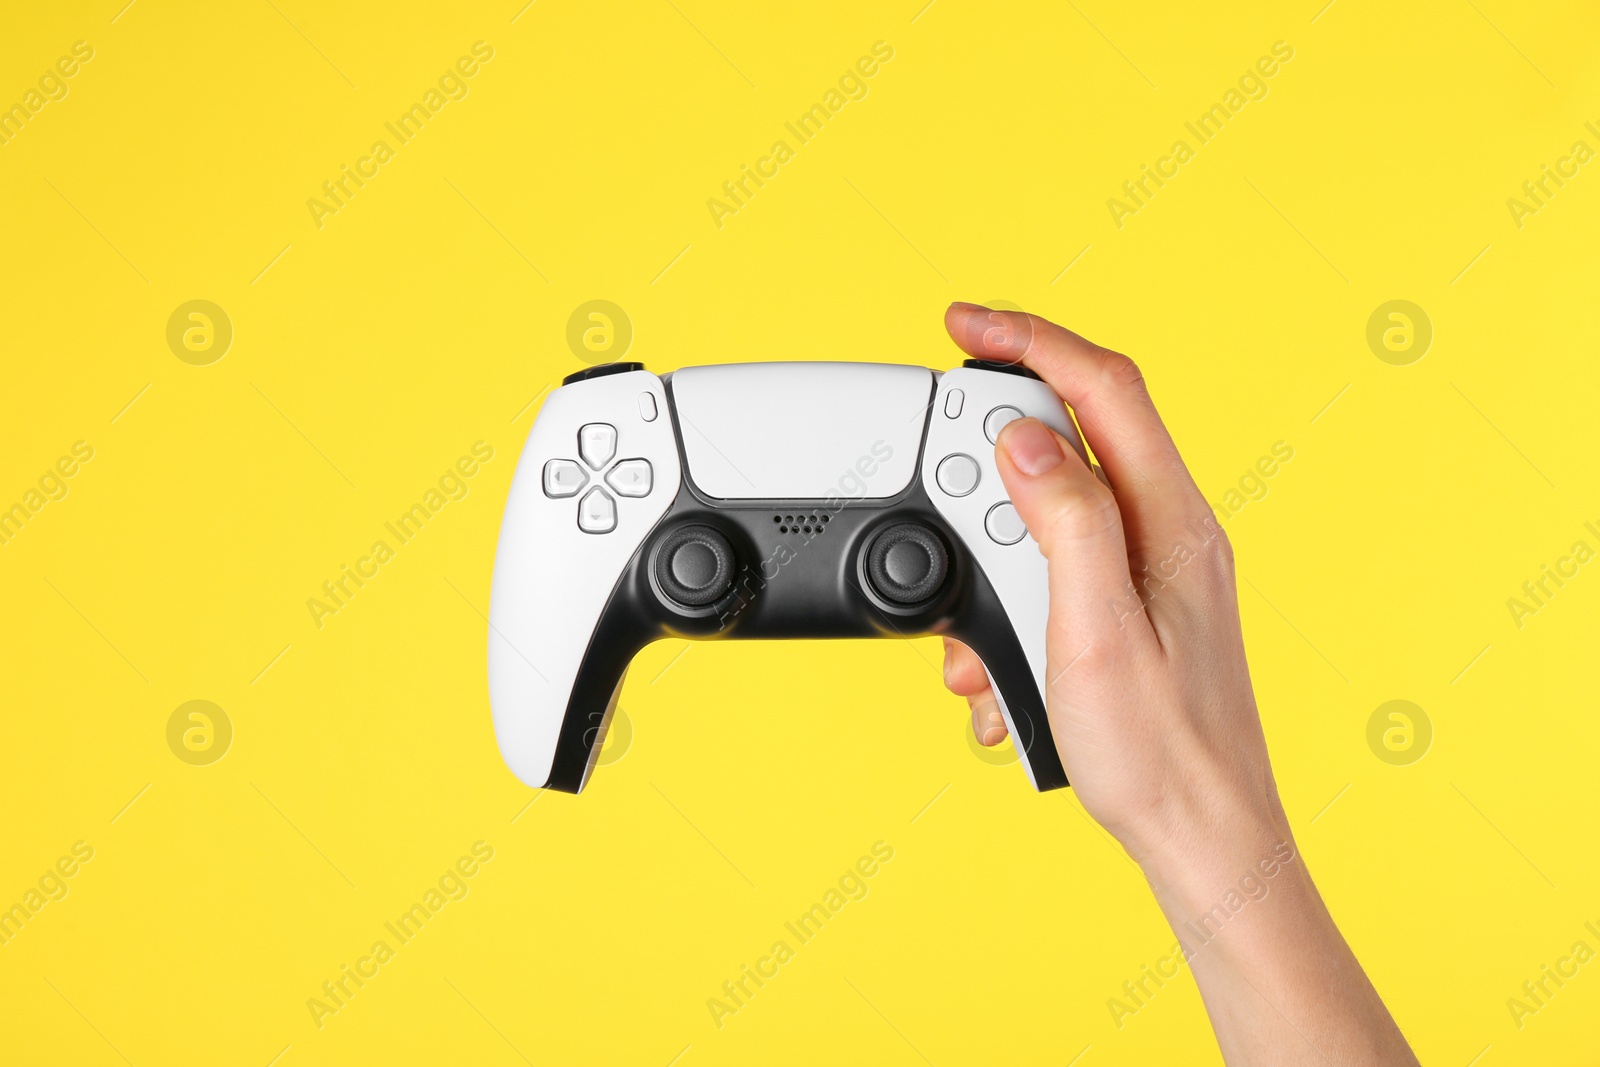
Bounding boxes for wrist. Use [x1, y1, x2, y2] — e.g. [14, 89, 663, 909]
[1127, 789, 1337, 974]
[1118, 774, 1296, 913]
[1143, 830, 1307, 936]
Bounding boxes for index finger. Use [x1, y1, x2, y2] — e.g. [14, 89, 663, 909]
[944, 303, 1210, 549]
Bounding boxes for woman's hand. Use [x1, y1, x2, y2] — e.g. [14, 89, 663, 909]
[941, 302, 1416, 1066]
[941, 301, 1275, 870]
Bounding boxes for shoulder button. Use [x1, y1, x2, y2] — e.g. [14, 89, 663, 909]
[563, 362, 646, 385]
[962, 358, 1041, 381]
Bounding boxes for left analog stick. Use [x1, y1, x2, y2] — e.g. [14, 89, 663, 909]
[654, 526, 735, 607]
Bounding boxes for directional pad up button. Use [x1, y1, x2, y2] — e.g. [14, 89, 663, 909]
[579, 423, 617, 469]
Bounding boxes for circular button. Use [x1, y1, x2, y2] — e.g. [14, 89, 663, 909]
[654, 526, 735, 607]
[935, 453, 980, 497]
[985, 502, 1027, 545]
[984, 406, 1024, 444]
[865, 524, 949, 605]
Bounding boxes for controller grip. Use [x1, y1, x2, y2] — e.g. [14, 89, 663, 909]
[486, 367, 682, 792]
[540, 611, 657, 793]
[949, 615, 1067, 791]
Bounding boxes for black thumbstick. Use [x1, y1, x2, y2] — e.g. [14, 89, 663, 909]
[654, 525, 735, 607]
[866, 523, 949, 605]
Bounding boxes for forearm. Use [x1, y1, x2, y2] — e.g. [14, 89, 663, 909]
[1137, 812, 1417, 1066]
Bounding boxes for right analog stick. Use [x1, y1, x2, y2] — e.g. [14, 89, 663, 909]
[654, 525, 735, 607]
[865, 523, 949, 605]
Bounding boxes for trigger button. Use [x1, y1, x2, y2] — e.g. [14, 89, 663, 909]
[543, 459, 587, 498]
[985, 502, 1027, 545]
[578, 487, 617, 534]
[984, 406, 1024, 444]
[579, 423, 617, 469]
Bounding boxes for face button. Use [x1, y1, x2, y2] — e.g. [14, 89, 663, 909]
[653, 526, 736, 607]
[638, 392, 659, 422]
[605, 458, 653, 497]
[984, 406, 1024, 444]
[935, 453, 980, 497]
[563, 362, 645, 385]
[865, 523, 949, 605]
[543, 459, 588, 498]
[579, 423, 617, 469]
[577, 487, 617, 533]
[944, 389, 965, 418]
[934, 454, 979, 495]
[985, 502, 1027, 545]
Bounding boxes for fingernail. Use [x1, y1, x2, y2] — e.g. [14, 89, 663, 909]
[948, 301, 987, 312]
[941, 638, 952, 680]
[1000, 418, 1065, 476]
[985, 708, 1007, 745]
[977, 703, 1007, 746]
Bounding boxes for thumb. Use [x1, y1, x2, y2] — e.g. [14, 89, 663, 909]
[994, 417, 1144, 639]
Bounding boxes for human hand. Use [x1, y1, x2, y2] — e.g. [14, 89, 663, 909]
[938, 303, 1416, 1065]
[940, 302, 1281, 872]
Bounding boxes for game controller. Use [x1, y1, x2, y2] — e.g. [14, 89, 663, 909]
[487, 359, 1087, 793]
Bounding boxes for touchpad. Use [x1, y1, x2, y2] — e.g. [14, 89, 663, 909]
[668, 362, 933, 500]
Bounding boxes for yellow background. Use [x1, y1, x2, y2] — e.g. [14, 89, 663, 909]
[3, 1, 1598, 1063]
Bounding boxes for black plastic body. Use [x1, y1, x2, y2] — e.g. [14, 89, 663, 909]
[543, 372, 1067, 793]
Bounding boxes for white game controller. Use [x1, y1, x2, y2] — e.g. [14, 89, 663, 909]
[487, 359, 1085, 792]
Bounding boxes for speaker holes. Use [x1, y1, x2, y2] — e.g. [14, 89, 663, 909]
[773, 513, 832, 538]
